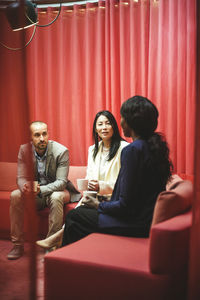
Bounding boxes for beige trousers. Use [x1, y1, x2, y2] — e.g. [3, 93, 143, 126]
[10, 189, 70, 246]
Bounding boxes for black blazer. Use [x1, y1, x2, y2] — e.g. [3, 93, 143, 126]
[98, 139, 165, 236]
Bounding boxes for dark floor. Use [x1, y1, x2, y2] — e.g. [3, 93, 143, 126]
[0, 239, 45, 300]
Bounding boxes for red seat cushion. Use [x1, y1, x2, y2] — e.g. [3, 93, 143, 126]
[45, 234, 173, 300]
[46, 233, 149, 271]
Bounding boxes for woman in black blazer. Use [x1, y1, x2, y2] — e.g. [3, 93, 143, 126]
[61, 95, 173, 246]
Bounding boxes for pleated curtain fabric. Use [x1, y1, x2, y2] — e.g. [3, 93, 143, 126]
[0, 0, 199, 298]
[0, 0, 196, 178]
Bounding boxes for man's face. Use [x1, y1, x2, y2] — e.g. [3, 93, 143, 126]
[30, 123, 49, 154]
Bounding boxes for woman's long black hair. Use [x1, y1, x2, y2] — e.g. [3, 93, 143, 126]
[120, 96, 173, 186]
[92, 110, 123, 161]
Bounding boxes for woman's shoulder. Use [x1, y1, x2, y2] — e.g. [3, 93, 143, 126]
[88, 144, 95, 150]
[120, 140, 129, 149]
[123, 139, 147, 152]
[121, 140, 149, 163]
[88, 144, 95, 156]
[88, 141, 102, 152]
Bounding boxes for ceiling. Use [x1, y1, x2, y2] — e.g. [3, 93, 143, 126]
[0, 0, 87, 5]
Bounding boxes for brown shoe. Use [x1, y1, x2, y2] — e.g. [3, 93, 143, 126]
[7, 245, 24, 260]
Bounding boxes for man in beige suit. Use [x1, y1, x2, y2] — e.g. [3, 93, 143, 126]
[7, 121, 81, 260]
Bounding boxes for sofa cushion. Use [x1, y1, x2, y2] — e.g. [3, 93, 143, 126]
[151, 180, 193, 226]
[166, 174, 183, 190]
[0, 162, 17, 191]
[45, 234, 174, 300]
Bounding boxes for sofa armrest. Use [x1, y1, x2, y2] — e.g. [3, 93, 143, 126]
[149, 211, 192, 275]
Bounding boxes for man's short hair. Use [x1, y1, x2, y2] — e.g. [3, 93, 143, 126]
[30, 121, 48, 129]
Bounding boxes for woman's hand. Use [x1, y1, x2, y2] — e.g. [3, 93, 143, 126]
[82, 195, 100, 209]
[88, 180, 99, 191]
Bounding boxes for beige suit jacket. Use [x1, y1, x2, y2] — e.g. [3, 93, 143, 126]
[17, 140, 80, 202]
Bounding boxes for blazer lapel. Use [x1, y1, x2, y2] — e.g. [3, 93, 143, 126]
[32, 154, 38, 180]
[104, 157, 114, 179]
[31, 144, 38, 180]
[45, 142, 53, 175]
[94, 142, 103, 180]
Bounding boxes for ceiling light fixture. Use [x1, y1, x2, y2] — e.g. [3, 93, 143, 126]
[6, 0, 38, 31]
[0, 0, 62, 50]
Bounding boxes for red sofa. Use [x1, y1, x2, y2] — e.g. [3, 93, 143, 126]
[0, 162, 87, 239]
[44, 179, 193, 300]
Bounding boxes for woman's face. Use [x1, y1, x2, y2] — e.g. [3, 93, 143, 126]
[95, 115, 114, 142]
[120, 116, 132, 137]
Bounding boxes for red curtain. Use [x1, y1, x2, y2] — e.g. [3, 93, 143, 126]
[188, 1, 200, 298]
[0, 0, 199, 298]
[148, 0, 196, 179]
[0, 0, 196, 177]
[24, 0, 196, 176]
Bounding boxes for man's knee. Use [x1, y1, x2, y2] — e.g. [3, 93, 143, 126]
[48, 192, 65, 208]
[10, 189, 22, 207]
[49, 191, 69, 205]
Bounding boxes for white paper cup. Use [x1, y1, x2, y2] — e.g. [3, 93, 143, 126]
[83, 191, 97, 200]
[77, 179, 88, 191]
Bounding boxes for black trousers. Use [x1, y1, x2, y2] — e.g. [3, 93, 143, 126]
[62, 206, 99, 246]
[62, 206, 149, 246]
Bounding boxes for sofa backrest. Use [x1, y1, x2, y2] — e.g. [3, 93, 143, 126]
[0, 162, 17, 191]
[68, 166, 87, 189]
[152, 180, 193, 225]
[149, 179, 193, 275]
[0, 162, 87, 192]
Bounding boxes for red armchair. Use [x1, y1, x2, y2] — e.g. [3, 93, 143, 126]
[44, 179, 193, 300]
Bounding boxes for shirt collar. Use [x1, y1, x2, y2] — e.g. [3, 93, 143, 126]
[34, 145, 48, 161]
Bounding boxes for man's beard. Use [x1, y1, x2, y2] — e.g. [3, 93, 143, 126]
[37, 142, 47, 150]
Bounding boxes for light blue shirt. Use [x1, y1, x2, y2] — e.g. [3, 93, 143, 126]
[34, 147, 48, 185]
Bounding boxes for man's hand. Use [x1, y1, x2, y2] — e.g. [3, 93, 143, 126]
[22, 182, 40, 195]
[82, 195, 100, 209]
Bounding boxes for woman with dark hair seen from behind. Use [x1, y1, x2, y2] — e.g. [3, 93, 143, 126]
[60, 96, 172, 246]
[36, 110, 128, 249]
[60, 95, 173, 246]
[38, 97, 173, 249]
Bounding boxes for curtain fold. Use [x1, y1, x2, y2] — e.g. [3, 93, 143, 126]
[0, 0, 196, 177]
[0, 0, 198, 298]
[188, 1, 200, 298]
[26, 0, 196, 176]
[148, 0, 196, 177]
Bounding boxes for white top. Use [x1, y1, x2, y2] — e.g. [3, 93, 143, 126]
[75, 140, 129, 208]
[86, 140, 129, 195]
[99, 147, 109, 181]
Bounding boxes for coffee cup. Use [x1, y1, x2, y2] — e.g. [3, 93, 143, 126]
[83, 190, 97, 200]
[33, 181, 38, 192]
[77, 179, 88, 191]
